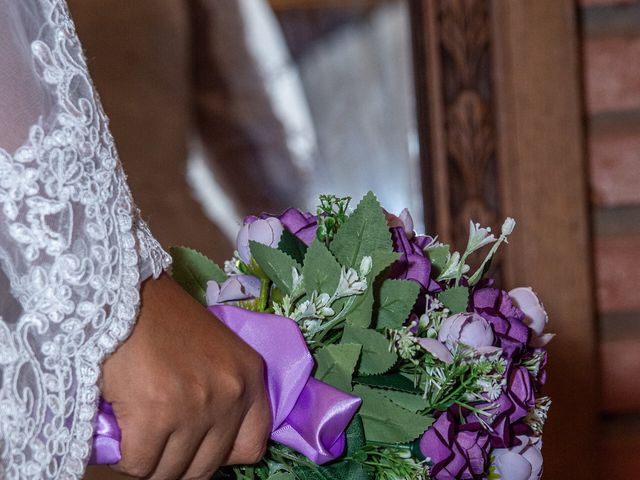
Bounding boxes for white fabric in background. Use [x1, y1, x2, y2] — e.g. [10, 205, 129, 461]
[0, 1, 169, 478]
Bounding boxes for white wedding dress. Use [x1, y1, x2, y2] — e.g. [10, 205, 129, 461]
[0, 0, 171, 478]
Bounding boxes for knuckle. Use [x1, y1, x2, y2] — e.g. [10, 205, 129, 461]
[225, 373, 247, 402]
[116, 458, 155, 478]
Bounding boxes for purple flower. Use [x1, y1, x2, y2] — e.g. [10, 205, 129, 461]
[420, 410, 491, 479]
[471, 287, 530, 358]
[388, 228, 438, 294]
[418, 337, 454, 364]
[206, 275, 262, 305]
[236, 217, 284, 264]
[438, 313, 496, 353]
[246, 208, 318, 247]
[509, 288, 554, 348]
[492, 435, 543, 480]
[469, 365, 536, 448]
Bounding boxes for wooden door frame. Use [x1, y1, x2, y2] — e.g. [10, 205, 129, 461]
[412, 1, 598, 478]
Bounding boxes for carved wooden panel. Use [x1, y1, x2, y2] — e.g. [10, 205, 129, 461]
[412, 0, 503, 278]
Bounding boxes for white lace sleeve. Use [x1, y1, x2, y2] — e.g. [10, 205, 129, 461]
[0, 1, 171, 478]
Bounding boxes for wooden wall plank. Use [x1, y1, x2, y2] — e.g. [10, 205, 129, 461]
[490, 1, 598, 478]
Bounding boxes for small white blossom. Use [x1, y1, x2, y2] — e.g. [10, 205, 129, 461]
[501, 217, 516, 236]
[359, 255, 372, 277]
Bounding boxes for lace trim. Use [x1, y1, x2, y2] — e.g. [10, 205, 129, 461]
[0, 1, 170, 478]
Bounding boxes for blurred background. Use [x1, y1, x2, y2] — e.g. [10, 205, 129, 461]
[71, 0, 639, 478]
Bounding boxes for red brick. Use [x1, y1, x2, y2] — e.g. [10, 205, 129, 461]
[589, 127, 640, 206]
[601, 337, 640, 412]
[595, 235, 640, 312]
[581, 0, 638, 6]
[584, 35, 640, 113]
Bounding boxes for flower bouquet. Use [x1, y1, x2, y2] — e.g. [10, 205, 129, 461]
[92, 192, 553, 479]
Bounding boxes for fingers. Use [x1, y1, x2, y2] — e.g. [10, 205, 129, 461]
[223, 387, 272, 466]
[179, 427, 238, 480]
[145, 427, 206, 480]
[111, 412, 169, 479]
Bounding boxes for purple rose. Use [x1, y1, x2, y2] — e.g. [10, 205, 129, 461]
[388, 228, 438, 296]
[469, 365, 536, 448]
[420, 410, 491, 479]
[471, 287, 530, 358]
[246, 208, 318, 247]
[206, 275, 262, 305]
[492, 436, 543, 480]
[438, 313, 496, 353]
[509, 288, 554, 348]
[237, 217, 284, 264]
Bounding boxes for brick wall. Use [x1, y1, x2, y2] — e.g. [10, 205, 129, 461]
[580, 0, 640, 476]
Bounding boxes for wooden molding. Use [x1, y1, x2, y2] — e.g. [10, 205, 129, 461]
[414, 1, 598, 478]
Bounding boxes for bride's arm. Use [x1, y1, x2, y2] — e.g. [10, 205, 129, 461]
[0, 1, 269, 478]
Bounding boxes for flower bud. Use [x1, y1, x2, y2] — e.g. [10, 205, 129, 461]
[502, 217, 516, 236]
[509, 287, 554, 347]
[236, 217, 284, 264]
[438, 312, 494, 352]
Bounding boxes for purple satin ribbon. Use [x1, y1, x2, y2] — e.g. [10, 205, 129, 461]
[90, 305, 361, 466]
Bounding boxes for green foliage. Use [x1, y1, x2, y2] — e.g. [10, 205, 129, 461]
[250, 241, 301, 295]
[375, 280, 420, 330]
[278, 230, 308, 265]
[380, 390, 428, 413]
[316, 195, 352, 244]
[265, 474, 295, 480]
[341, 326, 397, 376]
[353, 373, 420, 393]
[438, 285, 470, 314]
[341, 250, 399, 328]
[330, 192, 392, 268]
[170, 246, 227, 305]
[303, 240, 342, 297]
[314, 344, 362, 392]
[353, 385, 434, 444]
[426, 244, 450, 277]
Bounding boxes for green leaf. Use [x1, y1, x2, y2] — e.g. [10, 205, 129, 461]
[345, 415, 367, 456]
[341, 326, 397, 375]
[376, 279, 420, 330]
[303, 239, 342, 296]
[250, 241, 301, 295]
[380, 390, 428, 412]
[354, 373, 420, 393]
[330, 191, 392, 268]
[314, 344, 362, 392]
[438, 285, 470, 314]
[267, 474, 296, 480]
[354, 385, 434, 443]
[170, 247, 227, 305]
[278, 229, 308, 265]
[294, 461, 369, 480]
[426, 244, 450, 277]
[341, 250, 400, 328]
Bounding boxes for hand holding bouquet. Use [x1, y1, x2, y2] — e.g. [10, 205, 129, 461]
[93, 192, 553, 480]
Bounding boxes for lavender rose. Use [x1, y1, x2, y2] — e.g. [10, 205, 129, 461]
[420, 410, 491, 479]
[236, 217, 284, 264]
[246, 208, 318, 247]
[206, 275, 262, 306]
[491, 436, 543, 480]
[438, 312, 496, 353]
[509, 288, 554, 348]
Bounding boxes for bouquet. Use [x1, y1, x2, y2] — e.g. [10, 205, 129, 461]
[92, 192, 553, 479]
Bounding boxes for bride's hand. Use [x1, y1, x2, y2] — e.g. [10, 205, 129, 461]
[101, 274, 271, 479]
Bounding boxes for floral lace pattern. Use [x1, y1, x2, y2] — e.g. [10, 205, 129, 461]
[0, 1, 170, 478]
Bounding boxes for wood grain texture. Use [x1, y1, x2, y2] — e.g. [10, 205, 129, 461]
[490, 1, 598, 478]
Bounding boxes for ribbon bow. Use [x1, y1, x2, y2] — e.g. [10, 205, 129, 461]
[90, 305, 361, 465]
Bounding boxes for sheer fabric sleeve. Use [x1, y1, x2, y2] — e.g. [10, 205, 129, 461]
[0, 1, 171, 478]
